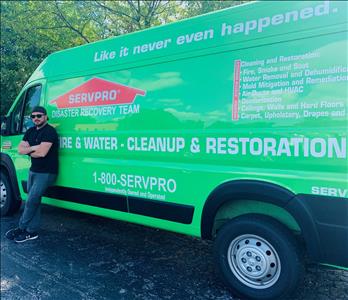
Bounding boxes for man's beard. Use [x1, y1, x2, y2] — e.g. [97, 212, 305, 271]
[36, 121, 46, 129]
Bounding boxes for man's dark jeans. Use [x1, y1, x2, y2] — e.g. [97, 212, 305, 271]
[19, 171, 57, 233]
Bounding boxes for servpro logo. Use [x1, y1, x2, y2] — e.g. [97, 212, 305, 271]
[50, 78, 146, 119]
[50, 78, 146, 109]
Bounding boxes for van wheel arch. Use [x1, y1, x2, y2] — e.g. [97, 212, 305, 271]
[201, 180, 321, 261]
[201, 180, 295, 239]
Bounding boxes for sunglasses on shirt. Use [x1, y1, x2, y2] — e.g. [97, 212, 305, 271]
[30, 114, 44, 119]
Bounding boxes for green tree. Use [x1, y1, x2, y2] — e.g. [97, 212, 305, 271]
[1, 1, 53, 114]
[181, 0, 250, 17]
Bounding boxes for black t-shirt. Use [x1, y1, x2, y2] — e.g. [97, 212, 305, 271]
[23, 124, 59, 174]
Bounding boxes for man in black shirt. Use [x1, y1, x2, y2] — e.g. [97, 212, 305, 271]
[5, 106, 59, 243]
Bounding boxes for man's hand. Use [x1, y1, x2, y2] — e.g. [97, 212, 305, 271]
[29, 142, 53, 158]
[18, 141, 33, 155]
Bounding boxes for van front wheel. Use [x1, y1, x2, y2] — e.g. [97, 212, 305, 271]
[0, 172, 20, 216]
[213, 214, 303, 300]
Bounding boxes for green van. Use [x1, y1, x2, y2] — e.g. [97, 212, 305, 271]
[1, 1, 347, 299]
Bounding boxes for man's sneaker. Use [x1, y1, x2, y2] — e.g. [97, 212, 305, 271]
[5, 227, 24, 240]
[14, 231, 38, 243]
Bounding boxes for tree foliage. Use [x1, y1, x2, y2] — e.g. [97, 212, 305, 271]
[182, 0, 249, 16]
[0, 0, 250, 114]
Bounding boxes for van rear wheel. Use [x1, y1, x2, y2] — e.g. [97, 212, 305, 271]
[0, 172, 21, 216]
[213, 214, 304, 300]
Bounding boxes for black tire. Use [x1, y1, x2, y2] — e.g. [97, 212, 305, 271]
[213, 214, 304, 300]
[0, 171, 21, 216]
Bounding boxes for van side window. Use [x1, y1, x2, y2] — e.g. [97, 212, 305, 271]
[9, 85, 42, 135]
[21, 85, 42, 133]
[10, 93, 25, 134]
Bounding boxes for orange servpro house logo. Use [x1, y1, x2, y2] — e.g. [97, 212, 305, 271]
[50, 78, 146, 118]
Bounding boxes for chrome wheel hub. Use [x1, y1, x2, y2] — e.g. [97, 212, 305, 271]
[0, 179, 7, 208]
[227, 234, 281, 289]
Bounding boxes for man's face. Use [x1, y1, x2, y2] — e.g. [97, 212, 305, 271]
[30, 112, 47, 127]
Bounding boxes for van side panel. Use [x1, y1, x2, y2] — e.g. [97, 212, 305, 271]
[43, 28, 347, 237]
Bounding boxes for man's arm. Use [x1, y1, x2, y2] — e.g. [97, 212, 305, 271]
[30, 142, 53, 158]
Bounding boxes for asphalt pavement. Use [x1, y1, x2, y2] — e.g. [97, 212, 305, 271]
[1, 205, 347, 300]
